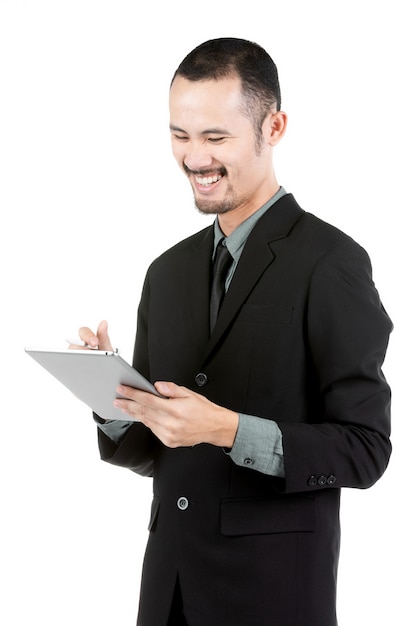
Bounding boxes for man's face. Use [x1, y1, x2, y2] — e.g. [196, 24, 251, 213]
[169, 75, 277, 219]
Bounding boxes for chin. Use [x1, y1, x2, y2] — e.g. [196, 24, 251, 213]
[194, 195, 239, 216]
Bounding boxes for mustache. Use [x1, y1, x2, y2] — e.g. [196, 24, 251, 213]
[183, 164, 227, 177]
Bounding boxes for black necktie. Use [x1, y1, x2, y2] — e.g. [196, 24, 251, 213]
[210, 238, 233, 333]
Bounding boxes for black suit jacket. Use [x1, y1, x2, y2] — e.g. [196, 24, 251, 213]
[98, 194, 392, 626]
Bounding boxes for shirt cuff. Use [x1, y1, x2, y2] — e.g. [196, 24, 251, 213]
[95, 419, 132, 443]
[227, 414, 285, 477]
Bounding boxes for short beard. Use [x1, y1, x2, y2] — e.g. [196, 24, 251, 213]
[194, 192, 240, 216]
[184, 164, 246, 216]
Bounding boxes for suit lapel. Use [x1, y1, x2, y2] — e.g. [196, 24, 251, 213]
[203, 194, 305, 363]
[182, 225, 214, 347]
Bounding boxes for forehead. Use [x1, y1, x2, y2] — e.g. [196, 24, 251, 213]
[169, 75, 249, 131]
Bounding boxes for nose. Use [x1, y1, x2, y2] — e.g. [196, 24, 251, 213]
[183, 141, 214, 173]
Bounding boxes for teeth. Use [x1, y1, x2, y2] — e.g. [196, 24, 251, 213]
[195, 174, 222, 186]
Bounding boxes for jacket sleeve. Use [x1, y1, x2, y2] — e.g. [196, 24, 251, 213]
[279, 240, 393, 493]
[96, 270, 158, 477]
[97, 422, 156, 477]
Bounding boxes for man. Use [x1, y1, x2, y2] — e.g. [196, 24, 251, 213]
[76, 38, 392, 625]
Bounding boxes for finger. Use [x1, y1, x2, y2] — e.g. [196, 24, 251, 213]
[116, 385, 160, 406]
[112, 397, 143, 421]
[78, 326, 99, 349]
[154, 381, 188, 398]
[96, 320, 113, 351]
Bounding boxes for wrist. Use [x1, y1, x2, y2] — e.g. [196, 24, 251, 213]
[210, 408, 239, 448]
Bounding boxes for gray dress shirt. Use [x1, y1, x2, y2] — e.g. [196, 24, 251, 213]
[98, 188, 287, 478]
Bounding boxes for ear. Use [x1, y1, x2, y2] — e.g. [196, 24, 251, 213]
[265, 110, 287, 146]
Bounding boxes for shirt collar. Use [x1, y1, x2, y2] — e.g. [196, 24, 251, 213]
[213, 186, 287, 260]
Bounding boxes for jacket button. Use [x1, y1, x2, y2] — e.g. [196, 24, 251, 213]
[195, 372, 208, 387]
[177, 497, 189, 511]
[307, 475, 317, 487]
[327, 474, 336, 485]
[318, 475, 327, 486]
[243, 457, 254, 466]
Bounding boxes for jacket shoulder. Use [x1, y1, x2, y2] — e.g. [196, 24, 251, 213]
[291, 209, 369, 264]
[256, 194, 367, 260]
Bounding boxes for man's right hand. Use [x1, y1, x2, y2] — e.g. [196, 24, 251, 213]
[68, 320, 113, 351]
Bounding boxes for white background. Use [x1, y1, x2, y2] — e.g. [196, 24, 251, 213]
[1, 1, 415, 624]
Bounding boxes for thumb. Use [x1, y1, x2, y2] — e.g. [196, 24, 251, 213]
[96, 320, 113, 351]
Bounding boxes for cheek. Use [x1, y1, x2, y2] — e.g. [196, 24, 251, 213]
[240, 152, 267, 180]
[170, 140, 184, 165]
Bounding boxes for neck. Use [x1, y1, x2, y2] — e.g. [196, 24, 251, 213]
[218, 183, 280, 236]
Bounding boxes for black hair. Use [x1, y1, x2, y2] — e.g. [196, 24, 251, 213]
[172, 38, 281, 146]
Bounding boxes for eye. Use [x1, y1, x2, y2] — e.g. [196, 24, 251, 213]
[207, 137, 226, 144]
[172, 134, 189, 142]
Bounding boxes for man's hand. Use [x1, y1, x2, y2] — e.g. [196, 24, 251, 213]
[67, 320, 113, 351]
[114, 381, 239, 449]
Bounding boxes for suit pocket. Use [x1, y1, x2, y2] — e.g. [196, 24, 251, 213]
[220, 494, 316, 536]
[148, 496, 160, 531]
[238, 303, 294, 324]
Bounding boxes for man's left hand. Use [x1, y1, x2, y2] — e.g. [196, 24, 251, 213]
[113, 381, 239, 449]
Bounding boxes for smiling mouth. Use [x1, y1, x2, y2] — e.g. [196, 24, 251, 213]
[195, 173, 223, 186]
[184, 165, 226, 188]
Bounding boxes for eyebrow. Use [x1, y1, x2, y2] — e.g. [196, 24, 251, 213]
[169, 124, 232, 136]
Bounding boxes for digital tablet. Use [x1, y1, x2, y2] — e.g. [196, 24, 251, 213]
[25, 348, 164, 421]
